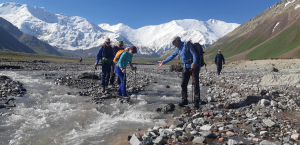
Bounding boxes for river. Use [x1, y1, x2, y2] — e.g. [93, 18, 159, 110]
[0, 66, 207, 145]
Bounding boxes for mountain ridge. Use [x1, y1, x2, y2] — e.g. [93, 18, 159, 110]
[205, 0, 300, 60]
[0, 2, 239, 57]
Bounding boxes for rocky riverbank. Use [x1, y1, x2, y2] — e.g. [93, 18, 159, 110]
[53, 69, 156, 104]
[2, 59, 300, 145]
[0, 75, 26, 116]
[127, 59, 300, 145]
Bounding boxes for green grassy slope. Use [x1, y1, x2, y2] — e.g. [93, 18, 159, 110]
[0, 52, 178, 65]
[246, 25, 300, 59]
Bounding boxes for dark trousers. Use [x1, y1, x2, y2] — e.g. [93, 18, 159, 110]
[115, 65, 127, 96]
[181, 67, 200, 101]
[217, 63, 222, 75]
[101, 62, 111, 87]
[110, 64, 121, 85]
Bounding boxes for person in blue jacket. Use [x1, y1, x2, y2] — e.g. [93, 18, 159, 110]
[94, 38, 115, 93]
[215, 50, 225, 75]
[115, 46, 137, 97]
[157, 36, 201, 109]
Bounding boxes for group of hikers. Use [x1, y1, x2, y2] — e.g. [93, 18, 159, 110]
[95, 38, 137, 97]
[95, 36, 225, 109]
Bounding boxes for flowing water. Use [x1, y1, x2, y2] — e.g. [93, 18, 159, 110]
[0, 69, 207, 145]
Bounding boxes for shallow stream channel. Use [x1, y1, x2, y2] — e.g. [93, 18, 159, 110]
[0, 65, 208, 145]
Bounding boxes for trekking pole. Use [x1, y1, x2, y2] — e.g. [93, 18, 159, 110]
[135, 68, 137, 100]
[192, 72, 194, 103]
[91, 66, 97, 88]
[123, 68, 126, 97]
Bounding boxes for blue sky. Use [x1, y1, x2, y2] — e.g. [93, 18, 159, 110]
[1, 0, 281, 29]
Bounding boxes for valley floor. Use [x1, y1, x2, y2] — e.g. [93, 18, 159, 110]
[1, 59, 300, 144]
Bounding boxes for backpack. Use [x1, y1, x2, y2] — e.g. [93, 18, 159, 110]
[113, 50, 126, 63]
[185, 41, 206, 67]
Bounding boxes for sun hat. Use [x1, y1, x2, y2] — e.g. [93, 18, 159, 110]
[129, 46, 137, 54]
[172, 36, 181, 43]
[105, 38, 110, 43]
[118, 41, 123, 45]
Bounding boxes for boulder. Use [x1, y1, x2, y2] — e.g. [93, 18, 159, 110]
[291, 133, 299, 141]
[130, 134, 142, 145]
[169, 62, 183, 72]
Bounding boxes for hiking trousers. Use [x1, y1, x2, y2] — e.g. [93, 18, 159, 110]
[110, 63, 121, 85]
[115, 65, 127, 96]
[101, 62, 112, 87]
[181, 67, 200, 101]
[216, 63, 222, 75]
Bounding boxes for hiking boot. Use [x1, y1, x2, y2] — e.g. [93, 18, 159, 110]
[178, 99, 188, 107]
[200, 100, 207, 105]
[194, 100, 200, 109]
[101, 86, 106, 93]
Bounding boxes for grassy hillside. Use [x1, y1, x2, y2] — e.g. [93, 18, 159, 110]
[205, 27, 269, 60]
[0, 52, 86, 63]
[246, 25, 300, 59]
[204, 0, 300, 61]
[0, 52, 178, 65]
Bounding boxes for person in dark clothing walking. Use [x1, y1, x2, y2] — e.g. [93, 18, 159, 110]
[157, 36, 201, 109]
[109, 41, 124, 87]
[215, 50, 225, 75]
[95, 38, 115, 92]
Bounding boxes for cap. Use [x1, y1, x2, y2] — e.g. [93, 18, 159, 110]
[172, 36, 181, 42]
[218, 50, 221, 52]
[118, 41, 123, 45]
[105, 38, 110, 43]
[129, 46, 137, 54]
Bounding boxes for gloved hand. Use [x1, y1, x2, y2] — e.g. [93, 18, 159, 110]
[132, 66, 137, 71]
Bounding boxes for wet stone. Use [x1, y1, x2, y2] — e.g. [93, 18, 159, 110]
[228, 139, 239, 145]
[263, 119, 276, 127]
[153, 136, 164, 144]
[200, 125, 212, 131]
[192, 136, 205, 144]
[226, 131, 235, 137]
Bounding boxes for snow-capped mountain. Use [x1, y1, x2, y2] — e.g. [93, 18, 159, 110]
[99, 19, 240, 55]
[0, 2, 240, 57]
[0, 2, 129, 51]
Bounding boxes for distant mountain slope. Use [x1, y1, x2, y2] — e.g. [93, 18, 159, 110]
[0, 27, 36, 53]
[19, 34, 63, 55]
[205, 0, 300, 60]
[0, 2, 130, 52]
[0, 17, 63, 56]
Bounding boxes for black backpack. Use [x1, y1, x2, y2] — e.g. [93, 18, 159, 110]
[184, 41, 206, 67]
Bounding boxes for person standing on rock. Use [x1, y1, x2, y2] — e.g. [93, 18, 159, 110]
[110, 41, 124, 87]
[215, 50, 225, 75]
[115, 46, 137, 97]
[157, 36, 201, 109]
[95, 38, 115, 93]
